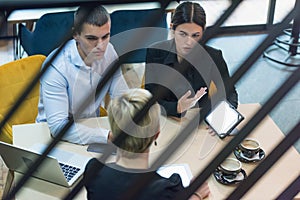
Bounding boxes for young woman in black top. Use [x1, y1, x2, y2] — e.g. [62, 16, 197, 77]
[145, 2, 238, 119]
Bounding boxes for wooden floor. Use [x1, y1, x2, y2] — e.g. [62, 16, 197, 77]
[0, 0, 296, 199]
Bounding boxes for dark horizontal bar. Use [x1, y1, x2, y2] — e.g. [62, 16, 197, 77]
[207, 24, 268, 36]
[0, 0, 171, 11]
[0, 35, 16, 40]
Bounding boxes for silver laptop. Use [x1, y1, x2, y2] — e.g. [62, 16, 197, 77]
[0, 141, 91, 187]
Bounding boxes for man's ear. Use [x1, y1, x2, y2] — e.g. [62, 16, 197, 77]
[169, 23, 173, 30]
[73, 32, 79, 41]
[72, 27, 79, 40]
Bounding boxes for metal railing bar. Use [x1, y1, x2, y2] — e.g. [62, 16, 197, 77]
[276, 175, 300, 200]
[201, 0, 242, 44]
[206, 24, 268, 36]
[227, 122, 300, 199]
[267, 0, 276, 27]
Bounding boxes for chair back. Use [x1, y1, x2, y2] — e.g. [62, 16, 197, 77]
[0, 55, 46, 143]
[110, 8, 168, 63]
[19, 11, 74, 56]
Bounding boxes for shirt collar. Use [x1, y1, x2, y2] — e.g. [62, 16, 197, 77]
[68, 39, 88, 69]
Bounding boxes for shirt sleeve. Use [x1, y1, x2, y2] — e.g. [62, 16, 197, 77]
[41, 66, 110, 145]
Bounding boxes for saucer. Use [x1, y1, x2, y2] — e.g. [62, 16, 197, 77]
[234, 147, 265, 163]
[213, 168, 247, 185]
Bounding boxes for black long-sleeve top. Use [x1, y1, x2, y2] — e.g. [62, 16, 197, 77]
[84, 158, 184, 200]
[145, 39, 238, 118]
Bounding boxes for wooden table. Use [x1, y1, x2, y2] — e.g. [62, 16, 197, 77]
[5, 103, 300, 199]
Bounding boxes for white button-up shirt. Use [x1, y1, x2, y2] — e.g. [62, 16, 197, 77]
[36, 39, 128, 145]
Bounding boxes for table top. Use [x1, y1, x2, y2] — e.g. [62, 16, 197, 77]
[11, 103, 300, 199]
[7, 2, 178, 24]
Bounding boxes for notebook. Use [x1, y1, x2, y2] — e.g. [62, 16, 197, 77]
[157, 163, 193, 188]
[0, 141, 91, 187]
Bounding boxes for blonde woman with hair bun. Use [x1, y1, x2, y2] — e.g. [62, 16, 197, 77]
[84, 88, 210, 200]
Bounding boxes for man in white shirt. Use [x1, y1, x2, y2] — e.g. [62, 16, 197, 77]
[36, 5, 128, 145]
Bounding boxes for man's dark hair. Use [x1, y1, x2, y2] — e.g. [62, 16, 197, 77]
[73, 5, 110, 34]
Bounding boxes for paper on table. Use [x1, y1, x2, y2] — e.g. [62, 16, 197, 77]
[157, 163, 193, 188]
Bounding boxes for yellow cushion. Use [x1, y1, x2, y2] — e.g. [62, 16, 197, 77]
[208, 80, 217, 98]
[100, 106, 107, 117]
[0, 55, 46, 143]
[0, 114, 13, 144]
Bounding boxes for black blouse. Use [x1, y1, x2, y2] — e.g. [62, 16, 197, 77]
[145, 39, 238, 118]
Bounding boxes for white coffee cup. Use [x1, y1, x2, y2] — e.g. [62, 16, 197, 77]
[239, 138, 260, 158]
[219, 158, 242, 179]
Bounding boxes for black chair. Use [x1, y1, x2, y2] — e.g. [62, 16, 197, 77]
[19, 11, 74, 56]
[110, 8, 168, 64]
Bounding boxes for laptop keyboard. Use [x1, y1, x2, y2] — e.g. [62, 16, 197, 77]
[59, 163, 80, 182]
